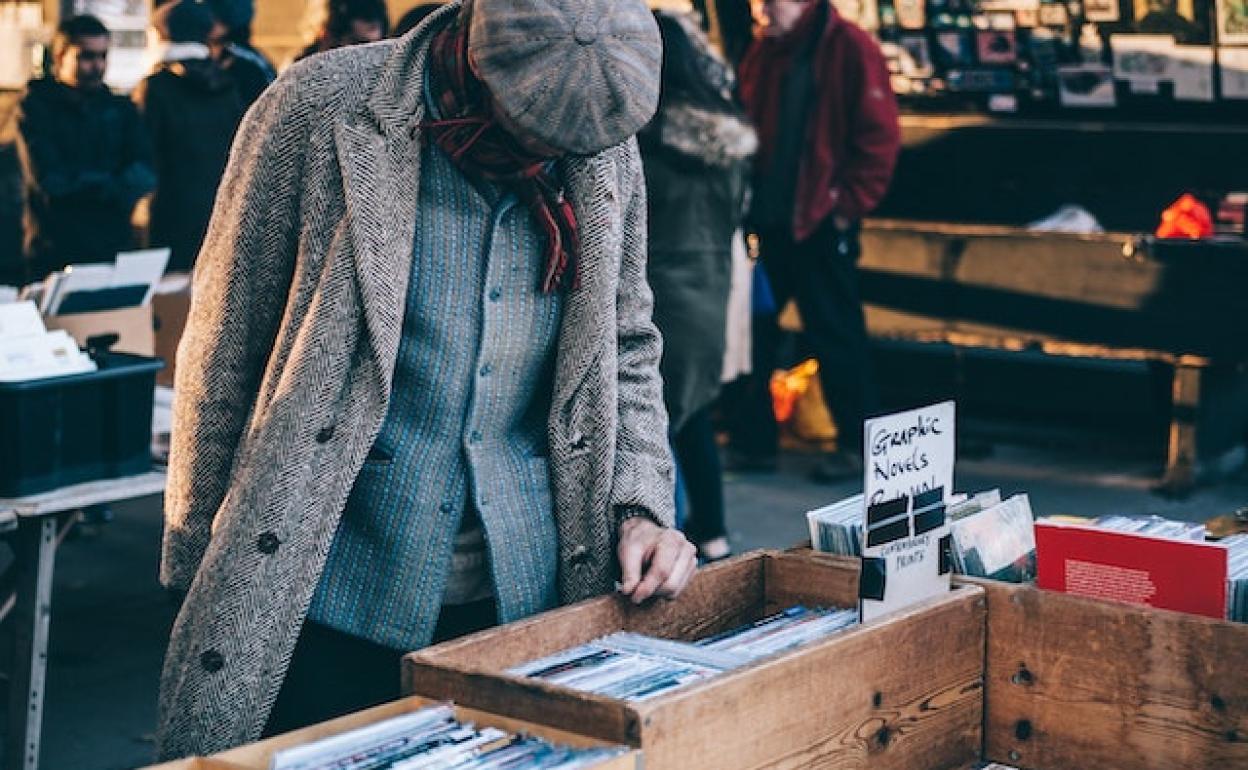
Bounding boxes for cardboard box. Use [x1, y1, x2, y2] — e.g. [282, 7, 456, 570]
[152, 279, 191, 387]
[146, 696, 638, 770]
[405, 550, 987, 770]
[45, 304, 155, 357]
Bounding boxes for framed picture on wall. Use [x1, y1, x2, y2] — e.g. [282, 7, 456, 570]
[1218, 0, 1248, 44]
[977, 29, 1020, 62]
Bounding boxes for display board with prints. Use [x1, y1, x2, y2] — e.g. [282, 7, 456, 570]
[860, 401, 956, 622]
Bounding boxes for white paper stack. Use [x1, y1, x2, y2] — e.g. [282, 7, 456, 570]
[1222, 534, 1248, 623]
[807, 493, 865, 556]
[268, 702, 624, 770]
[23, 248, 170, 316]
[510, 606, 858, 701]
[0, 301, 96, 382]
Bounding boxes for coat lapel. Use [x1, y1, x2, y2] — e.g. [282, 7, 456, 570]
[552, 153, 617, 413]
[334, 122, 415, 392]
[335, 5, 457, 389]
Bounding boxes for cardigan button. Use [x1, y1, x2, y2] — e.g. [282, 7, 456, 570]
[316, 425, 334, 444]
[569, 544, 591, 567]
[200, 649, 224, 673]
[257, 532, 280, 555]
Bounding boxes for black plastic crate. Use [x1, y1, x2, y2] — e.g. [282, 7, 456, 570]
[0, 352, 163, 498]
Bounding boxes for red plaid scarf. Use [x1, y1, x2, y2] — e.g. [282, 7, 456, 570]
[423, 7, 580, 293]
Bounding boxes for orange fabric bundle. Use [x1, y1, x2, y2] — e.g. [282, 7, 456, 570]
[1156, 194, 1213, 240]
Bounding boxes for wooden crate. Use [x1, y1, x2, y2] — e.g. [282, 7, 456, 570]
[404, 550, 987, 770]
[788, 546, 1248, 769]
[145, 696, 638, 770]
[973, 579, 1248, 770]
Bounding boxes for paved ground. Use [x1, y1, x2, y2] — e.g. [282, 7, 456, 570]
[10, 441, 1248, 769]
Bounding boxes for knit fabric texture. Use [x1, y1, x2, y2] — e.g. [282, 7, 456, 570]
[306, 136, 563, 650]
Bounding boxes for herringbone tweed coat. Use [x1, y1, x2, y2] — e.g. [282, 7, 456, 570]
[156, 5, 674, 759]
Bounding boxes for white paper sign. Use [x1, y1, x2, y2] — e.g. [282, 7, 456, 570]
[863, 400, 956, 507]
[860, 494, 952, 622]
[859, 402, 956, 622]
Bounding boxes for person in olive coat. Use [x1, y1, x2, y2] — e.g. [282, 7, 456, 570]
[641, 10, 756, 561]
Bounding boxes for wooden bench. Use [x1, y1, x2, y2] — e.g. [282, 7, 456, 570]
[783, 219, 1248, 494]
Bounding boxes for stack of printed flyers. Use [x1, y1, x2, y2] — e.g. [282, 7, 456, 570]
[509, 606, 859, 701]
[268, 702, 623, 769]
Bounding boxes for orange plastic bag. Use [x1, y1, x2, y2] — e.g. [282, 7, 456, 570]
[1156, 193, 1213, 240]
[770, 359, 820, 423]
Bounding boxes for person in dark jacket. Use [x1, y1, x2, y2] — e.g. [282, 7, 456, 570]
[14, 15, 156, 281]
[735, 0, 900, 481]
[295, 0, 390, 61]
[641, 11, 756, 562]
[134, 0, 245, 272]
[206, 0, 276, 107]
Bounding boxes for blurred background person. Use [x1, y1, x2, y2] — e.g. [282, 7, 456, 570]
[14, 14, 155, 282]
[734, 0, 900, 481]
[393, 2, 443, 37]
[295, 0, 390, 61]
[641, 9, 756, 562]
[134, 0, 244, 272]
[206, 0, 276, 107]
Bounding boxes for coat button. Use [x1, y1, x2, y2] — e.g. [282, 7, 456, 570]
[569, 433, 588, 451]
[569, 544, 591, 567]
[316, 425, 334, 444]
[200, 649, 225, 673]
[257, 532, 280, 555]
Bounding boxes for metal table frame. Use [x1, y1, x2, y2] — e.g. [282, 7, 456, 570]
[0, 471, 166, 770]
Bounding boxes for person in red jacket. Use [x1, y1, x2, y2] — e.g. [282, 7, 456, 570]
[735, 0, 900, 480]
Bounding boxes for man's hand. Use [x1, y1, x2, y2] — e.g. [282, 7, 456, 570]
[616, 517, 698, 605]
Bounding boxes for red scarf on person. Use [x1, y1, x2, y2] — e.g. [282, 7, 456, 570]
[737, 0, 828, 174]
[423, 6, 580, 292]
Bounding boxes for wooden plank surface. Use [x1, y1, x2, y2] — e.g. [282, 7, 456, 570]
[977, 580, 1248, 770]
[764, 550, 860, 611]
[637, 589, 986, 770]
[622, 551, 766, 640]
[402, 663, 644, 746]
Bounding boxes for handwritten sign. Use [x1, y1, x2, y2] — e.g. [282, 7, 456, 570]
[860, 402, 956, 622]
[863, 400, 955, 507]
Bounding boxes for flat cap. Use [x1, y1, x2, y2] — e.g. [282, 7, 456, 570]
[468, 0, 663, 155]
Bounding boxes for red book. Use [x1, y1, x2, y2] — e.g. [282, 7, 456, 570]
[1035, 520, 1228, 619]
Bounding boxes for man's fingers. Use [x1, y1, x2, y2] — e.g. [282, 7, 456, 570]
[617, 527, 652, 593]
[629, 533, 686, 604]
[655, 541, 698, 599]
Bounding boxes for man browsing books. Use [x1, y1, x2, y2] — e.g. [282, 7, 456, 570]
[156, 0, 695, 759]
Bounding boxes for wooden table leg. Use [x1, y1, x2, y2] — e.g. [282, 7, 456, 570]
[1156, 360, 1202, 498]
[5, 516, 59, 770]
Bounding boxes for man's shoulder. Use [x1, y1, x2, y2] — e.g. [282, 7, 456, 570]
[274, 40, 397, 116]
[17, 77, 57, 111]
[831, 16, 887, 59]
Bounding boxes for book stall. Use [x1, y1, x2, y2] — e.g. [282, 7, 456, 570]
[146, 401, 1248, 770]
